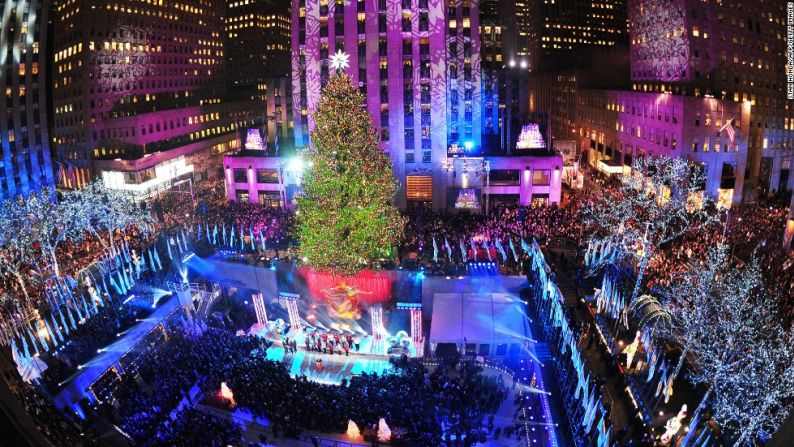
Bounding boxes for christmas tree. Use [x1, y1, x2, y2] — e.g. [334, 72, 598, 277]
[297, 69, 404, 275]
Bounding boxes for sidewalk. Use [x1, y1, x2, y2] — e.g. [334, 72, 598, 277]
[550, 254, 645, 436]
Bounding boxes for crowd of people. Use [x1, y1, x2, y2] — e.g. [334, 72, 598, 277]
[8, 381, 101, 446]
[198, 202, 297, 251]
[641, 202, 794, 322]
[402, 198, 588, 263]
[94, 324, 510, 447]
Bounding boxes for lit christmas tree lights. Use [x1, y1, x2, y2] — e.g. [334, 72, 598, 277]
[296, 71, 404, 275]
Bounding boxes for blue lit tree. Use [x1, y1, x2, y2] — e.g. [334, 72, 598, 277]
[0, 199, 36, 307]
[583, 155, 715, 305]
[16, 187, 86, 278]
[664, 245, 794, 445]
[77, 181, 151, 252]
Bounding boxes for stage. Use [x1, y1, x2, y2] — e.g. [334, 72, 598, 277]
[264, 342, 395, 385]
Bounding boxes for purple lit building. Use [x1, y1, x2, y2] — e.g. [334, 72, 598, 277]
[0, 0, 55, 197]
[51, 0, 262, 195]
[628, 0, 793, 200]
[291, 0, 482, 209]
[223, 124, 564, 209]
[576, 90, 750, 206]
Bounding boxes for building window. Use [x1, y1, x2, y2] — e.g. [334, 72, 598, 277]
[258, 191, 281, 207]
[489, 169, 520, 186]
[256, 169, 279, 183]
[406, 175, 432, 201]
[236, 189, 250, 203]
[233, 169, 248, 183]
[532, 170, 550, 186]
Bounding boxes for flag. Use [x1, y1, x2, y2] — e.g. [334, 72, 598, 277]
[213, 224, 219, 245]
[720, 117, 736, 147]
[26, 326, 39, 355]
[250, 228, 255, 251]
[585, 391, 599, 432]
[110, 274, 122, 295]
[19, 336, 30, 361]
[222, 224, 227, 245]
[116, 270, 127, 295]
[483, 239, 492, 262]
[35, 323, 49, 352]
[66, 306, 76, 330]
[509, 238, 518, 262]
[520, 238, 530, 254]
[166, 240, 173, 260]
[81, 293, 91, 319]
[495, 238, 507, 263]
[444, 237, 452, 262]
[459, 238, 467, 262]
[58, 309, 69, 336]
[44, 318, 57, 347]
[432, 237, 438, 263]
[51, 313, 63, 343]
[147, 249, 156, 272]
[259, 230, 266, 251]
[154, 247, 162, 270]
[597, 418, 610, 447]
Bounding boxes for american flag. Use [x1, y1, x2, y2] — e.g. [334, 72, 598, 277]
[720, 118, 736, 147]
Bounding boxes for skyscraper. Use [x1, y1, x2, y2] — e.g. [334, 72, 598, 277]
[628, 0, 793, 200]
[525, 0, 628, 72]
[224, 0, 291, 97]
[51, 0, 265, 195]
[526, 0, 630, 145]
[291, 0, 482, 209]
[0, 0, 55, 197]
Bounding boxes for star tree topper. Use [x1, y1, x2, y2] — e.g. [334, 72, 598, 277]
[329, 50, 350, 72]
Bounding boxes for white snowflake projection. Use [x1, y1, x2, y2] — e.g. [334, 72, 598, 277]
[92, 25, 152, 96]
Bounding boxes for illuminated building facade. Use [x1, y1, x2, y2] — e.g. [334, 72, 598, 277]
[291, 0, 481, 209]
[628, 0, 794, 201]
[224, 0, 291, 98]
[0, 0, 55, 197]
[52, 0, 260, 192]
[261, 76, 294, 153]
[526, 0, 630, 148]
[479, 0, 531, 153]
[576, 89, 750, 206]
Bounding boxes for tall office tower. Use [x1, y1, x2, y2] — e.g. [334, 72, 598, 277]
[224, 0, 291, 98]
[479, 0, 502, 150]
[628, 0, 794, 201]
[525, 0, 630, 145]
[525, 0, 628, 72]
[0, 0, 55, 197]
[480, 0, 539, 153]
[291, 0, 481, 209]
[52, 0, 258, 194]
